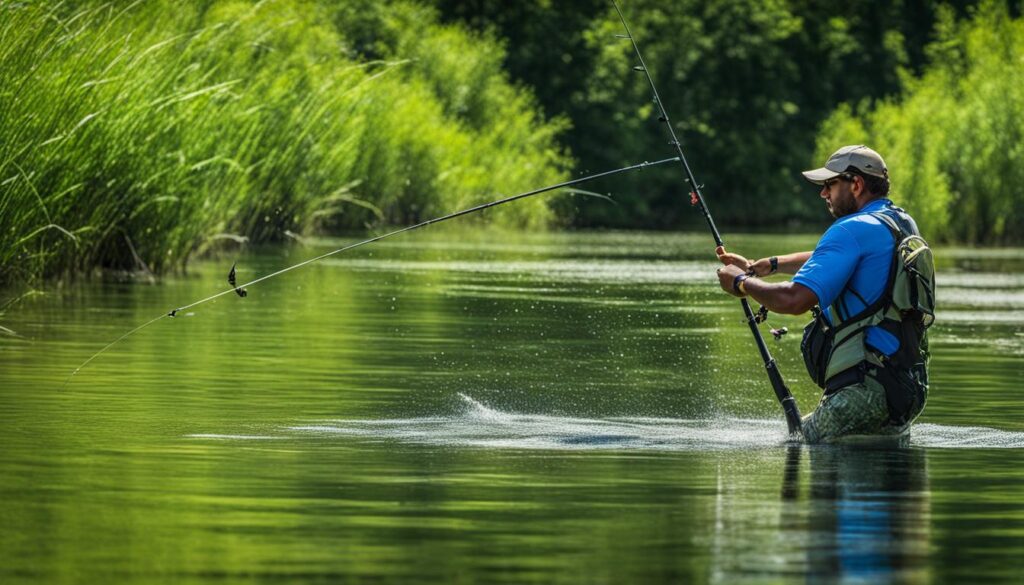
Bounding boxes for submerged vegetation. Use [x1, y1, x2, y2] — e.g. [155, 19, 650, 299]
[816, 1, 1024, 244]
[0, 0, 569, 285]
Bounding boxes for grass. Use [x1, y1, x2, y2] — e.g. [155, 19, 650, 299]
[0, 0, 571, 286]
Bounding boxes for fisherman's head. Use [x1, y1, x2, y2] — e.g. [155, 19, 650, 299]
[802, 145, 890, 218]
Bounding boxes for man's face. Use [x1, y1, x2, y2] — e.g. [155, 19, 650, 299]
[820, 176, 858, 218]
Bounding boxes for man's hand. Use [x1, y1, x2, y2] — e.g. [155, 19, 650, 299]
[716, 246, 750, 272]
[717, 246, 778, 277]
[716, 264, 747, 297]
[747, 257, 775, 277]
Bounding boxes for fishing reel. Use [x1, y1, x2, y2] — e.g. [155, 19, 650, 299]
[752, 303, 788, 340]
[754, 303, 769, 324]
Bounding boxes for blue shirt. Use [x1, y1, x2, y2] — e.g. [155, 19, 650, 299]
[793, 199, 899, 355]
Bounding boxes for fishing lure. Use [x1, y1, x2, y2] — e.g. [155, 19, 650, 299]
[228, 262, 247, 298]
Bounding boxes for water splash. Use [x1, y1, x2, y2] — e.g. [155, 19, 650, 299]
[457, 392, 510, 422]
[282, 394, 1024, 451]
[289, 394, 790, 451]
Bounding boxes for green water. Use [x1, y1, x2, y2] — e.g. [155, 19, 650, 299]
[2, 229, 1023, 584]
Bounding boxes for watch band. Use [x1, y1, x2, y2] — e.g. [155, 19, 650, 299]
[733, 273, 749, 295]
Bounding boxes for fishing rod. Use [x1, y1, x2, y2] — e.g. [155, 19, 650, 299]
[611, 0, 802, 435]
[66, 156, 679, 383]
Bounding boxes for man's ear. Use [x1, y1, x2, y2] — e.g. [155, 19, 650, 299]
[851, 174, 865, 198]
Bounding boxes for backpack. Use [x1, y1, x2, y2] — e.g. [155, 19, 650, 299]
[800, 206, 935, 424]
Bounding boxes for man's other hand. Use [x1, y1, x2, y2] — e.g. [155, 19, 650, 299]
[715, 246, 751, 272]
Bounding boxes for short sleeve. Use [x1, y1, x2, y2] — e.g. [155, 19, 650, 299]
[793, 224, 861, 308]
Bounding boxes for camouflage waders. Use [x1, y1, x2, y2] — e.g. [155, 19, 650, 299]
[801, 371, 927, 444]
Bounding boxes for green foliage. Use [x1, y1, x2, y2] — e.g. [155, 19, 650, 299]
[0, 0, 569, 285]
[430, 0, 966, 230]
[816, 0, 1024, 243]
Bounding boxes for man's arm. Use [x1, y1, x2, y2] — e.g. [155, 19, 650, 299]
[716, 265, 818, 315]
[750, 251, 813, 276]
[740, 277, 817, 315]
[717, 223, 859, 314]
[717, 247, 812, 276]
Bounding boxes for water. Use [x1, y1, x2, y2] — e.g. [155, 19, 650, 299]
[2, 229, 1023, 583]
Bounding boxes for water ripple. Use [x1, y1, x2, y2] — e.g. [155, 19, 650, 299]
[322, 258, 711, 284]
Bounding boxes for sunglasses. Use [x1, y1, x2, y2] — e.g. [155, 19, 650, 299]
[823, 173, 857, 189]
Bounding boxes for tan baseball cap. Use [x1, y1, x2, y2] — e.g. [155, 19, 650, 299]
[802, 145, 887, 184]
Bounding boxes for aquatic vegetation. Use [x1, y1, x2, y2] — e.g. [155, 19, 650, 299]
[0, 1, 570, 285]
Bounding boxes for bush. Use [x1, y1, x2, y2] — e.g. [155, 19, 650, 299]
[814, 1, 1024, 243]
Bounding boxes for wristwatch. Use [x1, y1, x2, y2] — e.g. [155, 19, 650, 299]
[733, 273, 749, 295]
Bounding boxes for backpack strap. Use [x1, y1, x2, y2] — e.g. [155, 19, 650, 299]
[869, 210, 903, 240]
[829, 211, 901, 335]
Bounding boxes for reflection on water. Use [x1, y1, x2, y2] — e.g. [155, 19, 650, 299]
[2, 230, 1023, 583]
[704, 446, 932, 585]
[796, 447, 929, 584]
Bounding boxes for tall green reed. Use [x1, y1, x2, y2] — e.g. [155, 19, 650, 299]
[0, 0, 570, 285]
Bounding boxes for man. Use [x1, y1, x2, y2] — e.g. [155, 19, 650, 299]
[714, 145, 930, 443]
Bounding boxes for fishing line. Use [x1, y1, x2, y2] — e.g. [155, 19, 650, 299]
[611, 0, 802, 435]
[66, 156, 679, 384]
